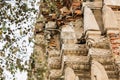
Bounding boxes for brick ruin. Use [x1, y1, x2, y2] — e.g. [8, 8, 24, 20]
[33, 0, 120, 80]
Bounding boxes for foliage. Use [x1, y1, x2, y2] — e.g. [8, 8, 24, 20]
[0, 0, 39, 79]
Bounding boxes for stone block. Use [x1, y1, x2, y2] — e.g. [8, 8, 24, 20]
[50, 70, 62, 78]
[84, 6, 100, 32]
[103, 5, 119, 30]
[48, 57, 61, 69]
[45, 21, 56, 29]
[89, 48, 111, 56]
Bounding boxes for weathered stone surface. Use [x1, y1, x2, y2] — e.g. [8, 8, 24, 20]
[107, 71, 118, 78]
[63, 49, 88, 56]
[87, 34, 106, 48]
[60, 7, 70, 14]
[83, 1, 102, 9]
[73, 19, 83, 38]
[114, 11, 120, 28]
[34, 46, 44, 63]
[104, 0, 120, 6]
[35, 22, 44, 32]
[86, 31, 101, 36]
[107, 29, 120, 34]
[91, 55, 114, 64]
[50, 70, 62, 78]
[61, 23, 76, 39]
[91, 60, 109, 80]
[48, 57, 61, 69]
[64, 56, 90, 63]
[35, 0, 120, 80]
[62, 44, 79, 50]
[84, 6, 100, 32]
[48, 49, 60, 57]
[64, 56, 90, 70]
[115, 56, 120, 64]
[45, 21, 56, 29]
[35, 34, 45, 45]
[104, 65, 115, 71]
[65, 62, 90, 70]
[102, 5, 118, 30]
[88, 38, 110, 49]
[75, 76, 79, 80]
[89, 48, 111, 56]
[64, 67, 76, 80]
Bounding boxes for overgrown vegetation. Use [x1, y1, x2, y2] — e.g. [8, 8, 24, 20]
[0, 0, 38, 79]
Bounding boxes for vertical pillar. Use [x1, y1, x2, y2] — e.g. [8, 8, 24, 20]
[84, 6, 100, 32]
[84, 6, 101, 48]
[91, 60, 109, 80]
[65, 67, 76, 80]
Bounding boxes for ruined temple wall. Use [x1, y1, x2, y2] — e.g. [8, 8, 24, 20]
[35, 0, 120, 80]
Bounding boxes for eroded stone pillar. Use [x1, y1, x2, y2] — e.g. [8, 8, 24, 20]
[91, 60, 109, 80]
[65, 67, 76, 80]
[84, 6, 102, 48]
[84, 6, 100, 32]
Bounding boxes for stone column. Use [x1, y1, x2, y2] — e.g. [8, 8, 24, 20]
[84, 6, 101, 47]
[65, 67, 76, 80]
[91, 60, 109, 80]
[84, 6, 100, 32]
